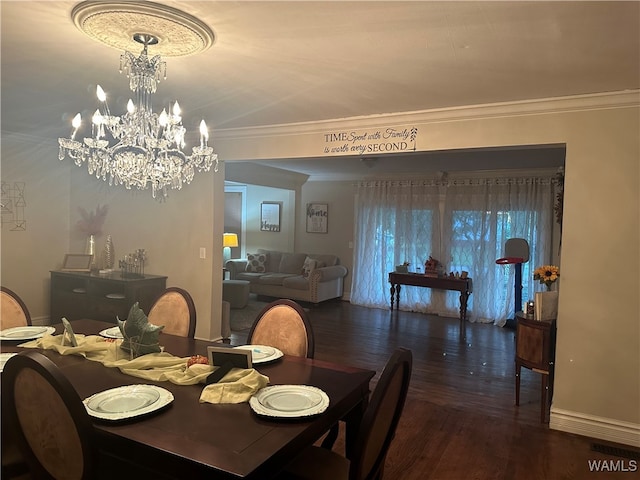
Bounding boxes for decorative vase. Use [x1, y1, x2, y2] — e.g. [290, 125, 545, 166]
[102, 234, 114, 270]
[86, 234, 97, 271]
[86, 234, 95, 256]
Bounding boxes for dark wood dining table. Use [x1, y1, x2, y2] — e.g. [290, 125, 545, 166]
[1, 319, 375, 479]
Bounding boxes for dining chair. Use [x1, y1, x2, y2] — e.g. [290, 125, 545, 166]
[3, 350, 99, 479]
[147, 287, 197, 338]
[247, 298, 315, 358]
[279, 347, 413, 480]
[0, 286, 32, 330]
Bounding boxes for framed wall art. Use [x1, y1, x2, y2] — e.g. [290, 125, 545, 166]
[260, 202, 281, 232]
[306, 203, 328, 233]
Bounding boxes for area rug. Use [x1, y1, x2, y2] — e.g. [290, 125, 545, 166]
[229, 295, 269, 332]
[229, 295, 311, 332]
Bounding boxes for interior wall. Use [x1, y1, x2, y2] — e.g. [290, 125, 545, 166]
[0, 134, 71, 324]
[298, 181, 356, 298]
[235, 183, 296, 254]
[65, 164, 223, 341]
[215, 92, 640, 446]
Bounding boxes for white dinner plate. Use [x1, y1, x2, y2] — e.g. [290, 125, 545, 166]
[250, 385, 329, 418]
[0, 353, 17, 372]
[99, 326, 124, 339]
[72, 287, 86, 294]
[0, 326, 56, 341]
[83, 384, 174, 421]
[234, 345, 283, 364]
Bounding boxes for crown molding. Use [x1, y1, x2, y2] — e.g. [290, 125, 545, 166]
[214, 90, 640, 140]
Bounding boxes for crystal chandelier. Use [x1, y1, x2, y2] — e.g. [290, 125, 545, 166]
[58, 33, 218, 199]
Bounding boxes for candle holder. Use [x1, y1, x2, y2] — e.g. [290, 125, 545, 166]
[119, 249, 146, 278]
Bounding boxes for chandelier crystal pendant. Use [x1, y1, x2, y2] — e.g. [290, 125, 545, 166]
[58, 33, 218, 199]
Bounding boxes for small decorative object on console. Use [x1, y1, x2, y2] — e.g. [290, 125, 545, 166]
[526, 300, 535, 316]
[120, 249, 147, 278]
[424, 256, 441, 277]
[395, 261, 410, 273]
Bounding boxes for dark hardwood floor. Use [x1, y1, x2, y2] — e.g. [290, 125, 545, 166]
[232, 299, 639, 480]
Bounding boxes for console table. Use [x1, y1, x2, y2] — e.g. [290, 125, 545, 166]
[388, 272, 473, 338]
[50, 270, 167, 324]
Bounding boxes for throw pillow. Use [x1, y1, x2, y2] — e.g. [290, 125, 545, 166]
[302, 256, 317, 278]
[246, 253, 267, 273]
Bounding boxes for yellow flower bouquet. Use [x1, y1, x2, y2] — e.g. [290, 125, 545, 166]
[533, 265, 560, 290]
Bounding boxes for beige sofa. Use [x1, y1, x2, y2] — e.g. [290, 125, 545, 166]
[224, 249, 348, 304]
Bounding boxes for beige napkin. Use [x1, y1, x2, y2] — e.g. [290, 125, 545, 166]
[20, 334, 268, 403]
[199, 367, 269, 404]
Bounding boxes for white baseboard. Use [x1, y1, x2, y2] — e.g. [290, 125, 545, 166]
[550, 407, 640, 447]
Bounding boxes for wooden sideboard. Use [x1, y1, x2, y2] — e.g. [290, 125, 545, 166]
[50, 270, 167, 324]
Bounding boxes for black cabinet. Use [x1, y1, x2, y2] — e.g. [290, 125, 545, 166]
[50, 271, 167, 324]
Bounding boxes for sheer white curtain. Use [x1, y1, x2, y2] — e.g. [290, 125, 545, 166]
[350, 176, 555, 325]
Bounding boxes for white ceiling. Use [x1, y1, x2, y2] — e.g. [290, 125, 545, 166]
[2, 1, 638, 180]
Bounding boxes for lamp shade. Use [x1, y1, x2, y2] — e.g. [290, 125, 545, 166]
[223, 233, 238, 248]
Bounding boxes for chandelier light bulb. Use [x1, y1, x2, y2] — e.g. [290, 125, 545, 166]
[96, 84, 107, 102]
[200, 120, 209, 143]
[159, 109, 168, 127]
[71, 113, 82, 140]
[57, 34, 218, 200]
[72, 113, 82, 129]
[92, 109, 102, 125]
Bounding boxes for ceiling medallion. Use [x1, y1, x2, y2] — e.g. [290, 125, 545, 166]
[71, 1, 215, 57]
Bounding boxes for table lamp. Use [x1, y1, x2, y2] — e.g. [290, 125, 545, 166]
[223, 233, 238, 263]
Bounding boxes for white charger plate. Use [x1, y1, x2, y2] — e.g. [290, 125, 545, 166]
[0, 326, 56, 341]
[234, 345, 283, 364]
[0, 353, 17, 372]
[99, 326, 123, 339]
[250, 385, 329, 418]
[83, 384, 174, 421]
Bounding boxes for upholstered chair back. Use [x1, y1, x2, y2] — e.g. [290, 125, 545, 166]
[4, 351, 96, 479]
[247, 299, 314, 358]
[148, 287, 197, 338]
[1, 286, 32, 329]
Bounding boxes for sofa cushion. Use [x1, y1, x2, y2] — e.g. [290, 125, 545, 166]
[282, 275, 310, 291]
[258, 249, 282, 273]
[308, 254, 338, 267]
[235, 272, 265, 283]
[246, 253, 267, 273]
[257, 273, 298, 286]
[279, 253, 307, 274]
[302, 256, 317, 278]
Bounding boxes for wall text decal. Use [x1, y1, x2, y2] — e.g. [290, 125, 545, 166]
[322, 127, 418, 155]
